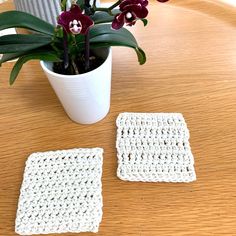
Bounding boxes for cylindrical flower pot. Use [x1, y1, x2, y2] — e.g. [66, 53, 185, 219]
[40, 48, 112, 125]
[13, 0, 100, 25]
[13, 0, 67, 25]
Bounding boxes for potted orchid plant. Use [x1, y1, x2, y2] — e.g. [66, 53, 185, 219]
[0, 0, 168, 124]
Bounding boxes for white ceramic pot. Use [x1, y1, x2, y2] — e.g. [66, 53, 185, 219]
[40, 48, 112, 124]
[13, 0, 100, 25]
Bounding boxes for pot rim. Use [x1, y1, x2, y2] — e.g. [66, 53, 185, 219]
[40, 47, 111, 79]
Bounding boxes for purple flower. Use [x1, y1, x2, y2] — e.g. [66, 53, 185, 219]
[112, 0, 149, 30]
[58, 5, 94, 35]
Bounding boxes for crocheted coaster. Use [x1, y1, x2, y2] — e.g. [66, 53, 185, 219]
[15, 148, 103, 235]
[116, 113, 196, 182]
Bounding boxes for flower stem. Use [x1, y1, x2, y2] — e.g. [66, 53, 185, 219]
[108, 0, 122, 10]
[93, 0, 121, 15]
[85, 31, 90, 71]
[92, 0, 97, 8]
[63, 30, 69, 70]
[60, 0, 67, 11]
[72, 59, 79, 74]
[84, 0, 91, 71]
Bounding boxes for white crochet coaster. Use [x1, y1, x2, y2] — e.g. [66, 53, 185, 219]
[116, 113, 196, 182]
[15, 148, 103, 235]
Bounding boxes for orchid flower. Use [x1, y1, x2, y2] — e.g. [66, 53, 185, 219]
[112, 0, 149, 30]
[58, 4, 94, 35]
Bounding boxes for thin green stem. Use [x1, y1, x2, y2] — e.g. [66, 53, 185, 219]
[84, 0, 91, 71]
[71, 59, 79, 74]
[84, 31, 90, 71]
[108, 0, 122, 10]
[92, 0, 97, 8]
[63, 30, 69, 70]
[61, 0, 67, 11]
[51, 43, 61, 56]
[93, 0, 121, 15]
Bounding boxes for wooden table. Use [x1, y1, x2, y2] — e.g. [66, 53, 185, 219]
[1, 1, 236, 235]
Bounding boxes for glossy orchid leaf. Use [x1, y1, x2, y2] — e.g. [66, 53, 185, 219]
[90, 34, 146, 65]
[0, 34, 52, 53]
[89, 24, 137, 43]
[0, 11, 54, 35]
[91, 10, 121, 24]
[9, 52, 60, 85]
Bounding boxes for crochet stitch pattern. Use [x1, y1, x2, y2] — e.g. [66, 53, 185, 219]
[15, 148, 103, 235]
[116, 113, 196, 182]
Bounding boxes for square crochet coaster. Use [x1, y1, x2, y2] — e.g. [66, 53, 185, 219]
[15, 148, 103, 235]
[116, 113, 196, 182]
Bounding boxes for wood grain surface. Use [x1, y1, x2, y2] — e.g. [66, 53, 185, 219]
[1, 1, 236, 235]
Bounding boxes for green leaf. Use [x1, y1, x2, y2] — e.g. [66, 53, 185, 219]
[89, 24, 137, 43]
[0, 53, 22, 66]
[0, 11, 54, 36]
[86, 24, 146, 65]
[140, 18, 148, 27]
[0, 34, 52, 53]
[0, 47, 57, 66]
[89, 35, 146, 65]
[9, 52, 61, 85]
[133, 47, 146, 65]
[91, 10, 120, 24]
[90, 34, 137, 48]
[1, 51, 30, 66]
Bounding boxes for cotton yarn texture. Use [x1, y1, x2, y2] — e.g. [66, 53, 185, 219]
[116, 113, 196, 182]
[15, 148, 103, 235]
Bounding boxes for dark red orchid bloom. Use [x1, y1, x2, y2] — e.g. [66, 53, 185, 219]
[112, 0, 149, 30]
[58, 4, 94, 35]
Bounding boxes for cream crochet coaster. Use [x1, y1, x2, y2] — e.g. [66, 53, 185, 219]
[116, 113, 196, 182]
[15, 148, 103, 235]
